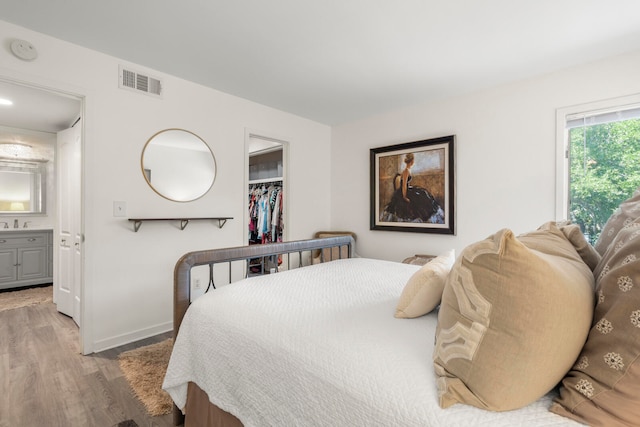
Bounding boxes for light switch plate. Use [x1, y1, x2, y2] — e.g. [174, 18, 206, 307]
[113, 201, 127, 217]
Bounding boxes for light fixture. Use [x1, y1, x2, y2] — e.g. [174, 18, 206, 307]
[9, 202, 25, 211]
[0, 142, 33, 158]
[0, 98, 13, 106]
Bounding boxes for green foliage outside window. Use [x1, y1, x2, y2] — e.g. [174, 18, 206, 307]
[569, 118, 640, 244]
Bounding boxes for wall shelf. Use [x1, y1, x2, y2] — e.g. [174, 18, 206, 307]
[128, 217, 232, 232]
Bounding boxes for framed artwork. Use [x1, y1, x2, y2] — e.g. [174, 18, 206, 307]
[370, 135, 455, 234]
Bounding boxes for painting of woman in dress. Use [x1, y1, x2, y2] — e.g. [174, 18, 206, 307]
[380, 152, 444, 223]
[371, 135, 454, 234]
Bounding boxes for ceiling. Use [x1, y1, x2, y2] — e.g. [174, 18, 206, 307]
[1, 0, 640, 127]
[0, 80, 80, 132]
[0, 80, 80, 147]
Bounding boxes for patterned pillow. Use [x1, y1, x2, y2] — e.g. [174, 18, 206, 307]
[550, 217, 640, 426]
[395, 250, 455, 319]
[594, 187, 640, 256]
[433, 222, 595, 411]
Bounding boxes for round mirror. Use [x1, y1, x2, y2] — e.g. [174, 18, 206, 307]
[141, 129, 216, 202]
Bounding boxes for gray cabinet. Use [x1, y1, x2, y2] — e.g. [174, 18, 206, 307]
[0, 229, 53, 290]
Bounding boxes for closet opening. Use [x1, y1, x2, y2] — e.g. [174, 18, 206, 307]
[247, 133, 287, 275]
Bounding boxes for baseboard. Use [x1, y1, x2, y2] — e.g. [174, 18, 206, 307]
[92, 321, 173, 353]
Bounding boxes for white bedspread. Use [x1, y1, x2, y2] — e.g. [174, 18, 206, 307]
[163, 258, 582, 427]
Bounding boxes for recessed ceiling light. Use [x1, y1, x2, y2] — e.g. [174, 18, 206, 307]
[0, 98, 13, 106]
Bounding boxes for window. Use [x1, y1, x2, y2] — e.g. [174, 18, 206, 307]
[556, 94, 640, 244]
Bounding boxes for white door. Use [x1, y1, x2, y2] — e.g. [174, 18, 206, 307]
[55, 123, 82, 326]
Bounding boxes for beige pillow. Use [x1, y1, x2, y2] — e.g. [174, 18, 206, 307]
[433, 222, 594, 411]
[551, 216, 640, 426]
[594, 187, 640, 255]
[395, 250, 455, 319]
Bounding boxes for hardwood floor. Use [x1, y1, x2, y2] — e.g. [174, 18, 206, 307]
[0, 297, 175, 427]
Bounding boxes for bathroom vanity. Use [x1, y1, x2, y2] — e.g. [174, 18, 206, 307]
[0, 228, 53, 290]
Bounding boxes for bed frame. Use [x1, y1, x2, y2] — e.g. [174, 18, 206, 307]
[172, 235, 356, 425]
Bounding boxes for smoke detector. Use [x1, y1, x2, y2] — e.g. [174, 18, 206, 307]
[10, 39, 38, 61]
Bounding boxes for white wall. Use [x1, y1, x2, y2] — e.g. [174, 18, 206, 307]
[331, 49, 640, 262]
[0, 20, 332, 352]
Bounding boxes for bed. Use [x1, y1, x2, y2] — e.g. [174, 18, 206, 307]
[164, 203, 640, 427]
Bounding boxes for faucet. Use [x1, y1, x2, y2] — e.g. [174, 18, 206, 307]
[0, 221, 7, 229]
[23, 221, 31, 228]
[14, 219, 18, 229]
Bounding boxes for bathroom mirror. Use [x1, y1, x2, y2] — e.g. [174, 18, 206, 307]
[0, 160, 46, 215]
[141, 129, 216, 202]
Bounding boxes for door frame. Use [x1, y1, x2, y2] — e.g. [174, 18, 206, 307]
[0, 73, 89, 353]
[244, 128, 290, 243]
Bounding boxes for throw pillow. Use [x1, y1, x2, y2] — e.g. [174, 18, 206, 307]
[550, 217, 640, 427]
[433, 222, 594, 411]
[559, 223, 601, 271]
[395, 249, 455, 319]
[594, 187, 640, 256]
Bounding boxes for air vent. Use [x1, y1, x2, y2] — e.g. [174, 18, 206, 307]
[118, 65, 162, 97]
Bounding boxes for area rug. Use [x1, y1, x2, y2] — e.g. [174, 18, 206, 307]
[0, 285, 52, 312]
[118, 338, 174, 416]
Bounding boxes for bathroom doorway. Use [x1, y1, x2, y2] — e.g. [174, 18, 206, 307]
[0, 78, 83, 341]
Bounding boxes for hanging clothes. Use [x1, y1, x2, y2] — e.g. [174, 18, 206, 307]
[248, 181, 283, 244]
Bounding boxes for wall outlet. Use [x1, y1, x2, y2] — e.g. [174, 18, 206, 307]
[194, 278, 201, 289]
[113, 201, 127, 217]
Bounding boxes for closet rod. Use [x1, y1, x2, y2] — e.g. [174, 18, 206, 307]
[249, 146, 282, 156]
[249, 177, 283, 185]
